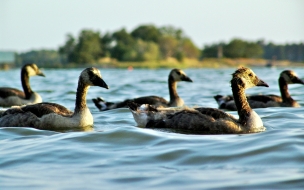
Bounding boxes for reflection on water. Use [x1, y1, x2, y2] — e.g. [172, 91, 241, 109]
[1, 67, 304, 189]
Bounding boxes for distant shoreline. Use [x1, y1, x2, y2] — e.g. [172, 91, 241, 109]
[50, 58, 304, 69]
[2, 58, 304, 70]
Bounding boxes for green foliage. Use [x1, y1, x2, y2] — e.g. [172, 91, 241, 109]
[158, 36, 178, 59]
[112, 28, 135, 45]
[243, 42, 263, 58]
[224, 39, 247, 58]
[180, 38, 200, 59]
[202, 39, 304, 61]
[17, 24, 304, 67]
[158, 25, 184, 40]
[107, 25, 197, 62]
[203, 39, 264, 59]
[263, 42, 304, 61]
[58, 34, 76, 64]
[16, 50, 62, 66]
[201, 44, 218, 58]
[175, 51, 185, 62]
[110, 29, 135, 61]
[131, 25, 160, 43]
[73, 30, 102, 64]
[100, 32, 112, 57]
[111, 41, 131, 61]
[57, 25, 198, 63]
[133, 40, 160, 61]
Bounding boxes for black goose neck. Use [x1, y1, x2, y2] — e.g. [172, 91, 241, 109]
[168, 75, 179, 103]
[74, 79, 89, 113]
[231, 78, 251, 125]
[21, 68, 33, 99]
[279, 77, 292, 101]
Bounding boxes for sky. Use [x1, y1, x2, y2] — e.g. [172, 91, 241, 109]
[1, 0, 303, 52]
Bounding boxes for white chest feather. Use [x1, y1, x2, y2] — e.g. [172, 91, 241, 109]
[131, 111, 148, 127]
[0, 92, 42, 107]
[246, 110, 265, 132]
[170, 98, 184, 107]
[39, 108, 93, 129]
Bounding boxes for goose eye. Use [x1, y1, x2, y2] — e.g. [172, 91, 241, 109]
[176, 71, 181, 75]
[248, 73, 253, 77]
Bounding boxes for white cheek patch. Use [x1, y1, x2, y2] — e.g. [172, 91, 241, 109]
[92, 68, 98, 75]
[172, 70, 186, 81]
[282, 71, 298, 84]
[180, 70, 186, 76]
[26, 67, 36, 76]
[288, 72, 298, 84]
[290, 71, 297, 76]
[96, 70, 102, 78]
[92, 68, 102, 79]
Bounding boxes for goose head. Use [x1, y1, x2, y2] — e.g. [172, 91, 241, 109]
[169, 69, 193, 82]
[231, 67, 269, 89]
[24, 63, 45, 77]
[80, 67, 109, 89]
[280, 70, 304, 85]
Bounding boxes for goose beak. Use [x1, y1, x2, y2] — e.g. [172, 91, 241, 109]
[257, 79, 269, 87]
[38, 71, 45, 77]
[182, 75, 193, 82]
[95, 78, 109, 89]
[293, 77, 304, 85]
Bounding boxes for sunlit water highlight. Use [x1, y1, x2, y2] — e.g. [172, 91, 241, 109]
[1, 67, 304, 189]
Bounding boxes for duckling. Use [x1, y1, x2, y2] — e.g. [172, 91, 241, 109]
[128, 67, 269, 134]
[214, 70, 304, 110]
[0, 63, 45, 107]
[0, 67, 108, 130]
[92, 68, 193, 111]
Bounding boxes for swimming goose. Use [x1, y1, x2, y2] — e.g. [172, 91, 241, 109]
[0, 63, 45, 107]
[214, 70, 304, 110]
[128, 67, 269, 134]
[92, 68, 193, 111]
[0, 67, 108, 130]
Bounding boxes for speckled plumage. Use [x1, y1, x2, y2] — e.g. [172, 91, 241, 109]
[129, 67, 268, 134]
[0, 67, 108, 130]
[92, 68, 193, 111]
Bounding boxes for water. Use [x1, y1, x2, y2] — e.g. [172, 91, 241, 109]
[1, 67, 304, 189]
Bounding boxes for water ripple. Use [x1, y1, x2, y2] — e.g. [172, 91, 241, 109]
[2, 68, 304, 189]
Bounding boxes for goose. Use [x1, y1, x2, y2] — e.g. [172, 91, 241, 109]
[128, 67, 269, 134]
[0, 67, 108, 130]
[0, 63, 45, 107]
[214, 70, 304, 110]
[92, 68, 193, 111]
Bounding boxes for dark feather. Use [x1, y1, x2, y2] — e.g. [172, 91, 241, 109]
[0, 88, 25, 99]
[1, 103, 73, 118]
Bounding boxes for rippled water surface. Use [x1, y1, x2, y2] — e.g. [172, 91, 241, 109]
[1, 67, 304, 189]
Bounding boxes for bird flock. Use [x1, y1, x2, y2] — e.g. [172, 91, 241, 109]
[0, 64, 303, 134]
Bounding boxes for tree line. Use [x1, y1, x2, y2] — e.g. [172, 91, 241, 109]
[202, 39, 304, 62]
[15, 24, 304, 66]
